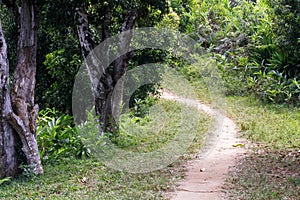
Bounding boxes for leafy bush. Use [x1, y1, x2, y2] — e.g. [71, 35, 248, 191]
[37, 108, 89, 164]
[40, 49, 81, 114]
[129, 91, 159, 119]
[181, 0, 300, 105]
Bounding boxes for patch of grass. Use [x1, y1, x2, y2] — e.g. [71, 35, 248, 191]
[223, 148, 300, 200]
[0, 159, 178, 199]
[220, 95, 300, 200]
[225, 96, 300, 150]
[0, 99, 211, 199]
[118, 99, 209, 153]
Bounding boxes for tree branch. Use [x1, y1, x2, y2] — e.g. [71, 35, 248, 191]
[75, 6, 96, 58]
[101, 9, 111, 42]
[113, 10, 137, 83]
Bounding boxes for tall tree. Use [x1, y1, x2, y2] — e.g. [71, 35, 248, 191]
[0, 17, 17, 178]
[75, 0, 168, 133]
[0, 0, 43, 178]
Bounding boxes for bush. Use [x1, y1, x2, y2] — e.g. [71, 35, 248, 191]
[40, 49, 81, 114]
[183, 0, 300, 105]
[37, 108, 89, 164]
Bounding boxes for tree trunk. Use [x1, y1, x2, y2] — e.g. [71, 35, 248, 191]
[110, 10, 137, 126]
[6, 0, 43, 175]
[0, 19, 18, 179]
[76, 7, 137, 134]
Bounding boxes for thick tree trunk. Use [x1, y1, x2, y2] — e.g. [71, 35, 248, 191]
[110, 10, 137, 125]
[76, 7, 137, 133]
[0, 19, 18, 179]
[6, 0, 43, 175]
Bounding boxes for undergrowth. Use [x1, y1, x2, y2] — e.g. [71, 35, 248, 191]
[0, 99, 211, 199]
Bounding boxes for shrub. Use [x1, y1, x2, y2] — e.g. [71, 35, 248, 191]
[183, 0, 300, 105]
[37, 108, 89, 164]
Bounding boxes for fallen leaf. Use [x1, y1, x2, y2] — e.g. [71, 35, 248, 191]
[232, 143, 245, 148]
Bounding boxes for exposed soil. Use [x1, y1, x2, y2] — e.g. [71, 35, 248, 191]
[161, 91, 248, 200]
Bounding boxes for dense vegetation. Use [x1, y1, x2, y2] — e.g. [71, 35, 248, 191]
[0, 0, 299, 199]
[179, 0, 299, 104]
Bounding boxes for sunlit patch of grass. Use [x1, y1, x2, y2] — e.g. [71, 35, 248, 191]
[117, 99, 210, 153]
[225, 96, 300, 150]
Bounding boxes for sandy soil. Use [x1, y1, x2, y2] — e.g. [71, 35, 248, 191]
[161, 92, 247, 200]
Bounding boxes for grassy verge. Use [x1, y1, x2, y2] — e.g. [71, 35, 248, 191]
[221, 96, 300, 200]
[225, 96, 300, 150]
[0, 99, 211, 200]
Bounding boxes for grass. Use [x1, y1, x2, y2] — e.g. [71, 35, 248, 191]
[220, 95, 300, 200]
[0, 99, 211, 200]
[118, 99, 209, 152]
[225, 96, 300, 150]
[0, 159, 176, 199]
[223, 148, 300, 200]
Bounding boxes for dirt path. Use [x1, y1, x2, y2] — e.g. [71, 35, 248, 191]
[161, 92, 247, 200]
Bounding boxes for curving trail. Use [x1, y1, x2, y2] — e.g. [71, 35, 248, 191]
[161, 92, 247, 200]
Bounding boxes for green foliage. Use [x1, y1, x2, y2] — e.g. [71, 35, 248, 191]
[41, 49, 81, 113]
[169, 0, 198, 32]
[75, 108, 113, 157]
[226, 96, 300, 150]
[247, 69, 300, 103]
[37, 108, 89, 164]
[0, 98, 211, 199]
[244, 0, 300, 103]
[0, 177, 11, 185]
[181, 0, 299, 105]
[18, 164, 39, 180]
[129, 88, 159, 118]
[250, 0, 300, 104]
[35, 1, 82, 114]
[85, 0, 169, 42]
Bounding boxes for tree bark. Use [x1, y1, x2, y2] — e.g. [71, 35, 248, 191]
[111, 10, 137, 125]
[5, 0, 43, 175]
[76, 7, 137, 134]
[0, 19, 18, 179]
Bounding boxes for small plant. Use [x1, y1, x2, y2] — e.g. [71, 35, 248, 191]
[37, 108, 89, 164]
[75, 108, 111, 158]
[0, 177, 11, 185]
[129, 95, 157, 119]
[18, 164, 38, 179]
